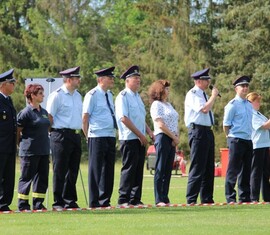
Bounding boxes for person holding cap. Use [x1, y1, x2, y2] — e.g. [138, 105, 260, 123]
[82, 66, 117, 208]
[46, 66, 82, 210]
[115, 65, 154, 207]
[223, 76, 253, 203]
[0, 69, 17, 212]
[184, 68, 219, 204]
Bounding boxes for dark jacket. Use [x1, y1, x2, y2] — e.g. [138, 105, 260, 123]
[0, 94, 17, 153]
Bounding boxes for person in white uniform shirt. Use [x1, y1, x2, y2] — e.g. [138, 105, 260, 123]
[82, 66, 117, 208]
[115, 65, 153, 207]
[184, 68, 219, 204]
[148, 79, 179, 206]
[246, 92, 270, 202]
[46, 66, 82, 210]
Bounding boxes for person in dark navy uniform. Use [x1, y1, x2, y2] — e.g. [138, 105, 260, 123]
[17, 84, 51, 211]
[115, 65, 154, 206]
[223, 76, 253, 203]
[46, 66, 82, 210]
[82, 66, 117, 208]
[184, 68, 219, 204]
[0, 69, 17, 212]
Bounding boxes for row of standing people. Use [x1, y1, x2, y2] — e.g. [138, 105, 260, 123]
[0, 66, 270, 211]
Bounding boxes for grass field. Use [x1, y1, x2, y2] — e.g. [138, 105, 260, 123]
[1, 160, 270, 235]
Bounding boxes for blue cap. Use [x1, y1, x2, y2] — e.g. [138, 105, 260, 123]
[120, 65, 140, 79]
[233, 75, 251, 87]
[59, 66, 80, 78]
[0, 69, 16, 83]
[191, 68, 210, 80]
[94, 66, 115, 77]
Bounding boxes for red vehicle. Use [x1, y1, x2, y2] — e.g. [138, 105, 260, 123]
[146, 145, 187, 176]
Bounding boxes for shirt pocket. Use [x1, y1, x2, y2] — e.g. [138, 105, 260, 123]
[0, 108, 8, 122]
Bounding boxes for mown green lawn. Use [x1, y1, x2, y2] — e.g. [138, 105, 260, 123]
[1, 160, 270, 235]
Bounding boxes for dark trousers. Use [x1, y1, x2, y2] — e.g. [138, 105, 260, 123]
[18, 155, 49, 210]
[154, 133, 175, 204]
[186, 127, 215, 204]
[88, 137, 116, 207]
[225, 137, 252, 203]
[0, 153, 15, 210]
[50, 130, 81, 207]
[251, 147, 270, 202]
[118, 139, 145, 204]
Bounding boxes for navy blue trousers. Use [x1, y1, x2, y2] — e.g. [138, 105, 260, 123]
[0, 153, 15, 210]
[186, 127, 215, 204]
[118, 139, 145, 204]
[154, 133, 175, 204]
[250, 147, 270, 202]
[225, 137, 252, 203]
[88, 137, 116, 207]
[50, 130, 81, 207]
[18, 155, 49, 210]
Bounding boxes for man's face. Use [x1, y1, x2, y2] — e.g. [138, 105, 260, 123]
[3, 81, 16, 95]
[100, 76, 115, 90]
[196, 79, 210, 90]
[235, 84, 249, 98]
[126, 75, 141, 91]
[69, 77, 81, 89]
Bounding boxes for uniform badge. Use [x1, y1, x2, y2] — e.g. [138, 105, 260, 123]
[3, 111, 6, 120]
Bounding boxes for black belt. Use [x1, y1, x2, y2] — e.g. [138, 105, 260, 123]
[190, 123, 212, 130]
[51, 128, 80, 134]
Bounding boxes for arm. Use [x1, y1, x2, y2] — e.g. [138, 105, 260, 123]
[82, 113, 89, 138]
[223, 126, 230, 138]
[121, 116, 148, 146]
[48, 114, 54, 132]
[146, 124, 155, 141]
[201, 88, 219, 113]
[17, 127, 23, 147]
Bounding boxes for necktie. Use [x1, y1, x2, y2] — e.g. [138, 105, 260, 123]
[203, 91, 214, 125]
[105, 93, 118, 129]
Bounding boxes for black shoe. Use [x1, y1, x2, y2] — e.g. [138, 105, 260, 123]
[19, 206, 31, 211]
[33, 204, 47, 210]
[0, 206, 11, 212]
[52, 205, 64, 210]
[129, 200, 144, 206]
[65, 203, 80, 209]
[201, 200, 214, 204]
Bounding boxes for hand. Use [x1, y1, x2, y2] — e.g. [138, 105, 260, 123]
[172, 136, 179, 146]
[211, 86, 219, 98]
[138, 134, 148, 146]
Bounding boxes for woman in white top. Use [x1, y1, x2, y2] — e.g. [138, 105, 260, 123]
[247, 92, 270, 202]
[148, 80, 179, 206]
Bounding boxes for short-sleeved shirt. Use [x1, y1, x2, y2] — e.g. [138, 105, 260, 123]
[251, 109, 270, 149]
[82, 85, 116, 137]
[150, 100, 179, 136]
[17, 105, 50, 156]
[223, 95, 253, 140]
[184, 85, 214, 127]
[115, 87, 146, 140]
[46, 85, 82, 129]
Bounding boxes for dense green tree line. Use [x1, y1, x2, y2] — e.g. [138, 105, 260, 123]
[1, 0, 270, 160]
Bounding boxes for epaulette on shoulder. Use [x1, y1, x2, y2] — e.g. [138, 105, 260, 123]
[56, 88, 61, 92]
[121, 90, 127, 96]
[191, 89, 196, 94]
[229, 99, 235, 104]
[108, 90, 114, 95]
[89, 88, 96, 95]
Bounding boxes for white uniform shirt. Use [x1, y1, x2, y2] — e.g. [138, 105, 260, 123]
[46, 85, 82, 129]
